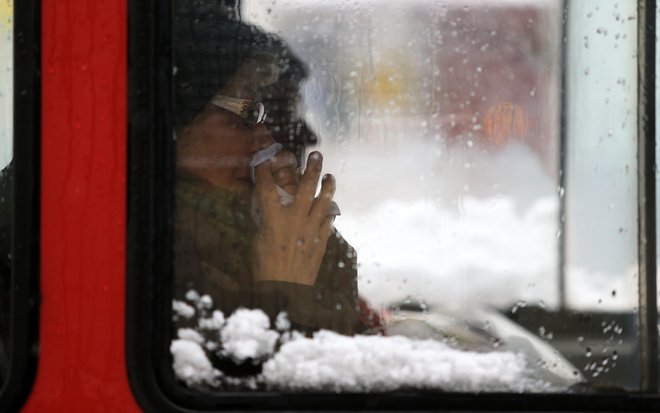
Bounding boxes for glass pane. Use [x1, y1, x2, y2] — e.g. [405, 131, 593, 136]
[0, 0, 12, 388]
[169, 0, 641, 394]
[563, 0, 639, 389]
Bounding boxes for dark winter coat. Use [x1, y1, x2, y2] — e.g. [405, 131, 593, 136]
[173, 173, 362, 336]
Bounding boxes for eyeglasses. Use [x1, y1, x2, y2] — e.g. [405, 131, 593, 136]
[210, 94, 267, 126]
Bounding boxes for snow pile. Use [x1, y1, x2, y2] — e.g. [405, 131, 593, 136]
[275, 311, 291, 331]
[171, 296, 560, 393]
[178, 328, 205, 344]
[197, 294, 214, 311]
[199, 310, 225, 330]
[172, 300, 195, 319]
[342, 195, 638, 312]
[171, 339, 221, 388]
[171, 293, 285, 387]
[221, 308, 280, 362]
[262, 330, 554, 393]
[342, 196, 560, 310]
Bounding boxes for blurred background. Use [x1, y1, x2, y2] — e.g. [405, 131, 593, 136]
[243, 0, 637, 312]
[242, 0, 643, 389]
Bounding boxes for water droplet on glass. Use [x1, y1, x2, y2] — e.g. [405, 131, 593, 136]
[596, 26, 608, 36]
[511, 300, 527, 314]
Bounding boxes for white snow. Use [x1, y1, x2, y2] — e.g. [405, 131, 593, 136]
[341, 194, 560, 310]
[171, 339, 221, 387]
[220, 308, 280, 362]
[172, 305, 564, 393]
[198, 294, 213, 310]
[341, 193, 638, 312]
[185, 289, 201, 302]
[262, 330, 554, 393]
[177, 328, 205, 344]
[172, 300, 195, 319]
[199, 310, 226, 331]
[275, 312, 291, 331]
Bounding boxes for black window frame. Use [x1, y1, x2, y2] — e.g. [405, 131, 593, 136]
[0, 0, 41, 411]
[126, 0, 660, 411]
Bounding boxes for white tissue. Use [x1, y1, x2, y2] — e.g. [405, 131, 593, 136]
[250, 143, 283, 182]
[250, 144, 340, 216]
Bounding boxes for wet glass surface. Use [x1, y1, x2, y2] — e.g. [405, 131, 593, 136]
[169, 0, 644, 393]
[561, 0, 639, 388]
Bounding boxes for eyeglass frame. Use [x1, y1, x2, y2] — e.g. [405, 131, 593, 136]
[210, 94, 267, 126]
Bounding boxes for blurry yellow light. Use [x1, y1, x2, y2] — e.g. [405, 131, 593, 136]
[0, 1, 12, 22]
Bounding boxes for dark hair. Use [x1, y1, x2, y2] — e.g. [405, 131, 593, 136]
[173, 2, 308, 131]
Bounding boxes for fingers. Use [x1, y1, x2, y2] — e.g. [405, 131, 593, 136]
[253, 162, 280, 219]
[317, 214, 334, 248]
[294, 151, 323, 211]
[309, 174, 336, 221]
[271, 150, 300, 195]
[273, 167, 300, 195]
[270, 150, 297, 172]
[256, 150, 336, 238]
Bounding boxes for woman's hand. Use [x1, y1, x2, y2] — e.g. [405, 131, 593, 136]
[251, 151, 335, 286]
[269, 149, 300, 196]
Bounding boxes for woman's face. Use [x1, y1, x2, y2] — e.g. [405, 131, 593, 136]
[176, 105, 276, 199]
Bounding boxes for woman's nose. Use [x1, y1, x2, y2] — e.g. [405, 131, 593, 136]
[248, 124, 276, 153]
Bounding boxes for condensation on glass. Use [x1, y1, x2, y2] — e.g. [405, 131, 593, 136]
[168, 0, 644, 394]
[0, 0, 13, 388]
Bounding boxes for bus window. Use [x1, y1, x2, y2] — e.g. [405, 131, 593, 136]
[0, 0, 13, 388]
[170, 0, 570, 393]
[132, 0, 656, 403]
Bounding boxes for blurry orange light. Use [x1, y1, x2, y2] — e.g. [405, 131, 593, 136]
[483, 101, 530, 146]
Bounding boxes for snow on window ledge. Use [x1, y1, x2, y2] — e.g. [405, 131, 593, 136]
[170, 293, 564, 393]
[262, 330, 557, 393]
